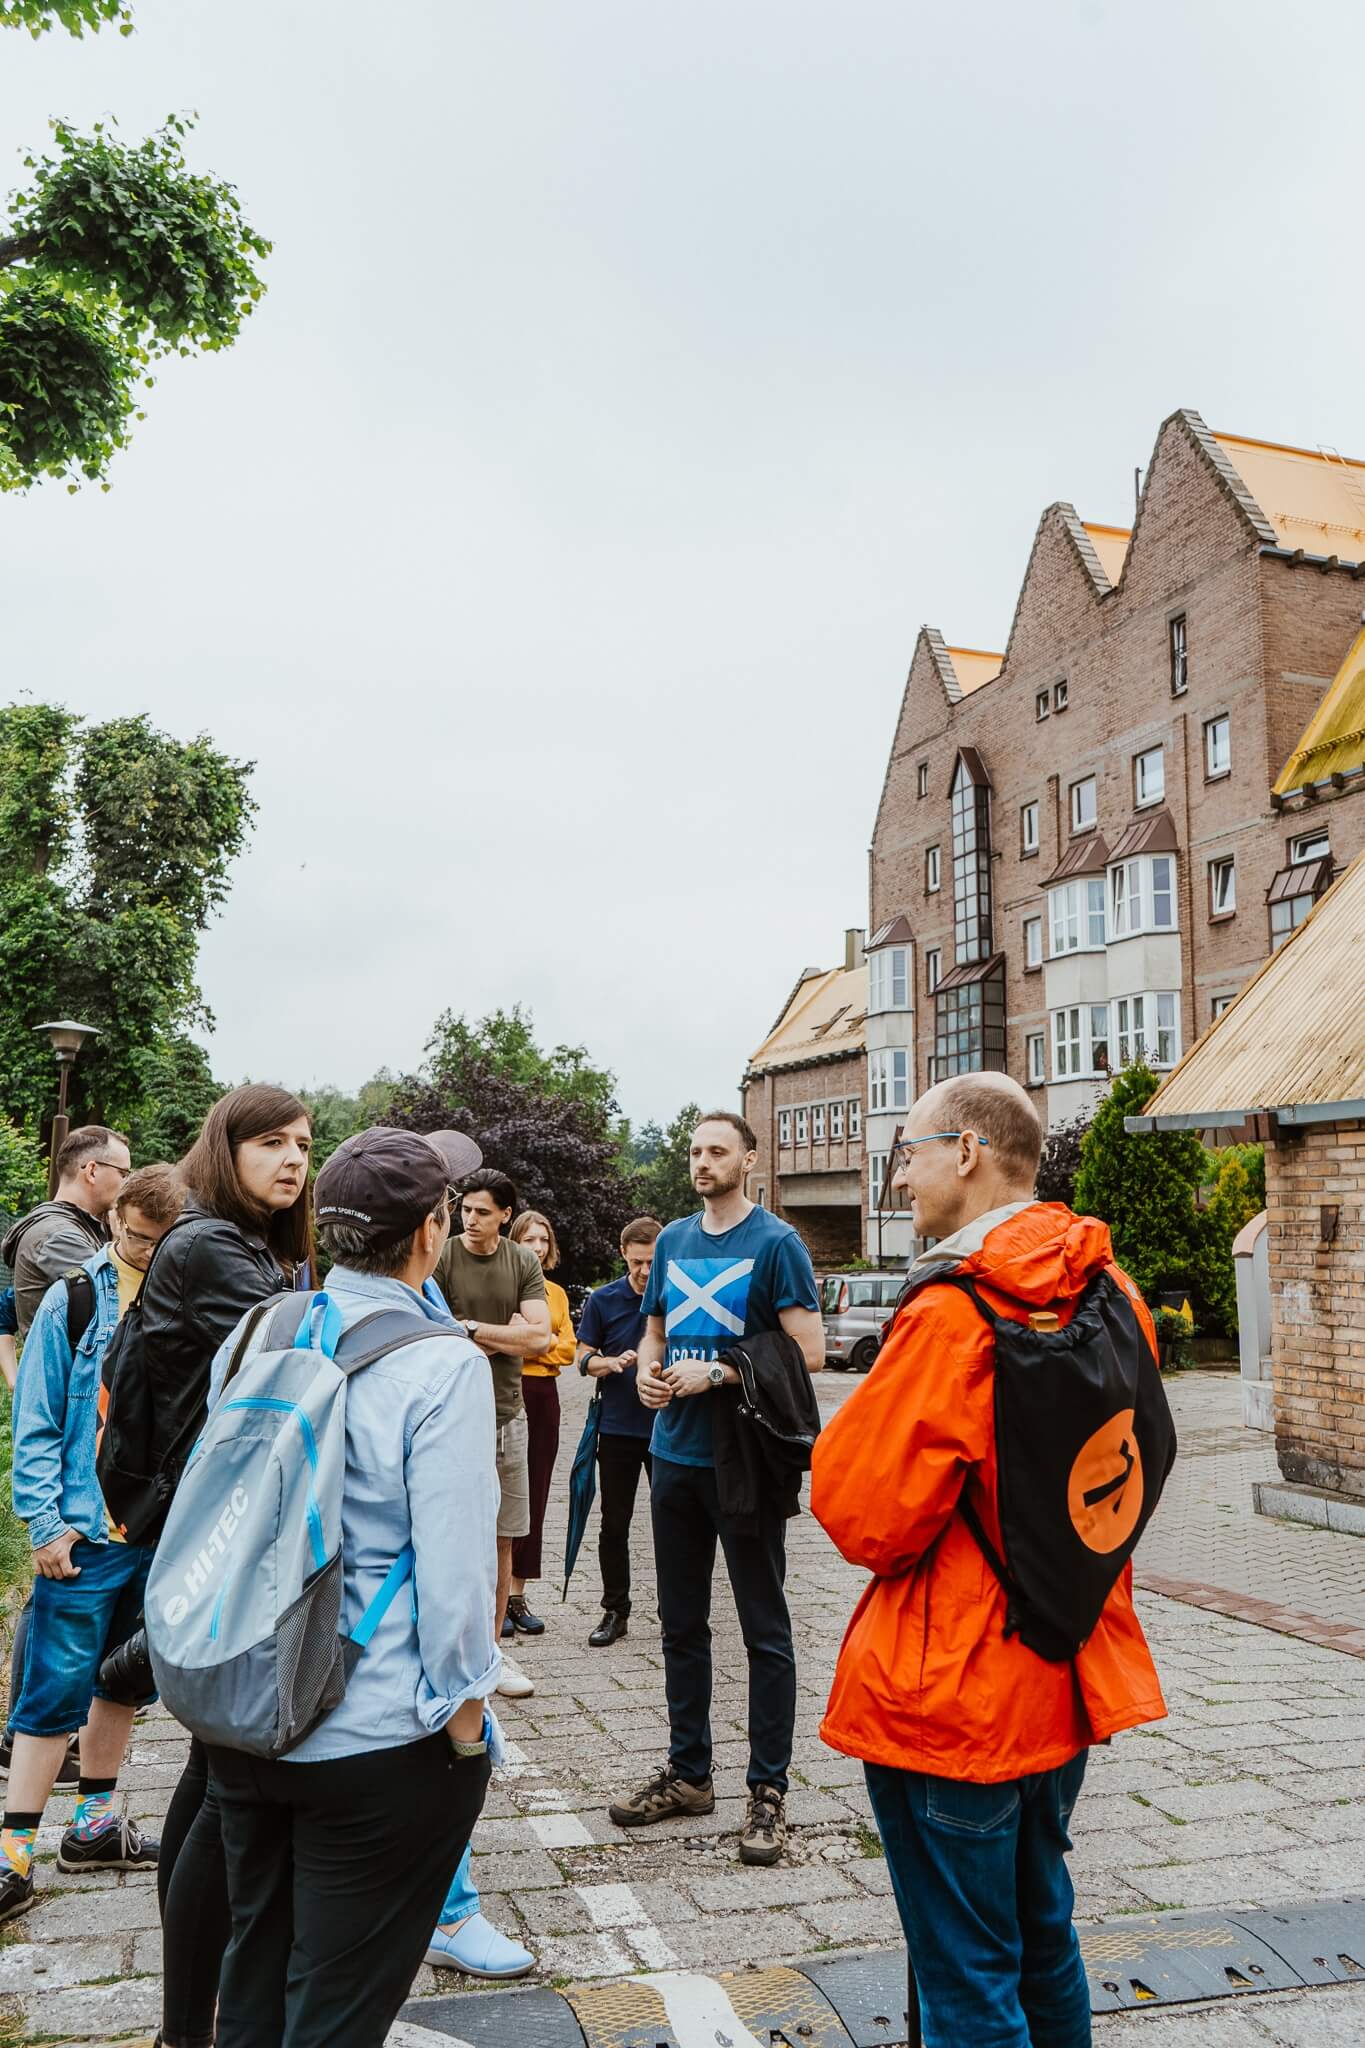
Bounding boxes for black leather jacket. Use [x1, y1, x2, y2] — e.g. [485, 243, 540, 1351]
[712, 1328, 822, 1527]
[140, 1201, 286, 1499]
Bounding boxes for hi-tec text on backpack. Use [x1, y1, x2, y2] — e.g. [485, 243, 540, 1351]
[146, 1292, 445, 1758]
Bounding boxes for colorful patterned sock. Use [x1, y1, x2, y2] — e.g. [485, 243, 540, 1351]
[0, 1814, 40, 1879]
[71, 1781, 117, 1840]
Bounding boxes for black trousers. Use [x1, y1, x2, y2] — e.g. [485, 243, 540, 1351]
[511, 1373, 561, 1582]
[597, 1431, 652, 1616]
[159, 1734, 230, 2048]
[650, 1456, 796, 1794]
[208, 1733, 490, 2048]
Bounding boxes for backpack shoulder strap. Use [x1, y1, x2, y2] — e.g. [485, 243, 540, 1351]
[221, 1293, 295, 1391]
[332, 1307, 449, 1377]
[63, 1268, 96, 1355]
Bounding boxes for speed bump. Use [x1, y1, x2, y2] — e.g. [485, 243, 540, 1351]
[1080, 1909, 1300, 2011]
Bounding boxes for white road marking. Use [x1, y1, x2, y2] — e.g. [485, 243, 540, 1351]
[576, 1882, 648, 1928]
[642, 1969, 765, 2048]
[529, 1810, 595, 1848]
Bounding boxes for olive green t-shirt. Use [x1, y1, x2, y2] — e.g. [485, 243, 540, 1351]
[433, 1236, 547, 1425]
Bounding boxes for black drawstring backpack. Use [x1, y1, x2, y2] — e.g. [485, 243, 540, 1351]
[910, 1267, 1177, 1662]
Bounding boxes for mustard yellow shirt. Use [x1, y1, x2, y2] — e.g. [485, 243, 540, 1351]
[523, 1278, 575, 1378]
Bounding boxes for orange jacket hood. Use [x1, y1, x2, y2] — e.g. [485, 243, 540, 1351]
[811, 1202, 1166, 1782]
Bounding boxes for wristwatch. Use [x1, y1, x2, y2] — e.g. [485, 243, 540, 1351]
[465, 1320, 480, 1344]
[579, 1349, 601, 1376]
[707, 1362, 727, 1388]
[450, 1736, 488, 1758]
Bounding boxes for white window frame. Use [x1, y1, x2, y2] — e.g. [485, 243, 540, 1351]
[1113, 991, 1181, 1069]
[925, 945, 942, 992]
[1024, 914, 1043, 969]
[812, 1103, 826, 1143]
[1049, 882, 1081, 956]
[1021, 801, 1039, 855]
[848, 1097, 862, 1139]
[1155, 991, 1179, 1068]
[1110, 855, 1176, 939]
[925, 844, 941, 893]
[1289, 827, 1330, 864]
[1205, 715, 1231, 778]
[1086, 875, 1107, 948]
[916, 761, 929, 799]
[1089, 1002, 1111, 1073]
[1026, 1032, 1046, 1086]
[1070, 775, 1097, 833]
[868, 946, 909, 1014]
[1169, 613, 1188, 696]
[1054, 678, 1069, 712]
[1053, 1006, 1084, 1078]
[1209, 855, 1235, 917]
[868, 1152, 889, 1210]
[794, 1106, 809, 1144]
[869, 1048, 909, 1113]
[1035, 690, 1051, 722]
[829, 1099, 844, 1141]
[778, 1109, 792, 1148]
[1135, 746, 1165, 808]
[1211, 993, 1235, 1019]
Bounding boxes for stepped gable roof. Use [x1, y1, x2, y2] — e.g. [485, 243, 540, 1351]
[746, 959, 868, 1077]
[1274, 623, 1365, 795]
[1129, 853, 1365, 1130]
[1043, 831, 1110, 885]
[1107, 808, 1179, 863]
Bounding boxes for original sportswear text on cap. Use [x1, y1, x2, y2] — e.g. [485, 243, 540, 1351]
[313, 1127, 483, 1244]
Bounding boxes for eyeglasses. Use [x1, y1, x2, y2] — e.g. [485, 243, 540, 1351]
[91, 1158, 132, 1176]
[117, 1223, 162, 1251]
[892, 1131, 990, 1158]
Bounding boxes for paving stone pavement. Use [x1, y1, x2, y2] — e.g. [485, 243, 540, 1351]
[13, 1368, 1365, 2046]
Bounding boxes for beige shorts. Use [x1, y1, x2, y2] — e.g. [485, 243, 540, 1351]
[496, 1412, 531, 1540]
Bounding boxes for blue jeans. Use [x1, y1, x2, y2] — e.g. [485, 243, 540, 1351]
[11, 1540, 154, 1739]
[439, 1842, 478, 1925]
[865, 1751, 1091, 2048]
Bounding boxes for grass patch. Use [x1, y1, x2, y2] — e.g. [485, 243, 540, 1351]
[1128, 1792, 1152, 1808]
[853, 1819, 884, 1859]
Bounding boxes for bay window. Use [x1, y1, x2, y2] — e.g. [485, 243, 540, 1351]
[1110, 854, 1176, 937]
[1086, 875, 1107, 947]
[1114, 992, 1181, 1069]
[868, 946, 909, 1013]
[1026, 1033, 1046, 1086]
[869, 1048, 909, 1112]
[1049, 882, 1081, 955]
[1053, 1006, 1084, 1077]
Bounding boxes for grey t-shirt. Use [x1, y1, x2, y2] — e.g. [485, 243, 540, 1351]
[5, 1203, 108, 1338]
[432, 1235, 546, 1425]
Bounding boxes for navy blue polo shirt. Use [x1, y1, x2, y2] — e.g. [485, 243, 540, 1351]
[577, 1276, 653, 1440]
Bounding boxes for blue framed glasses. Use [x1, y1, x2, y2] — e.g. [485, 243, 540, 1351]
[892, 1130, 990, 1159]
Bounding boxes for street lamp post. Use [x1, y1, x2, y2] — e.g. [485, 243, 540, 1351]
[33, 1020, 100, 1197]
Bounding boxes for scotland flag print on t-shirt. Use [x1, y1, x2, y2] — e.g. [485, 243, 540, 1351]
[641, 1206, 819, 1469]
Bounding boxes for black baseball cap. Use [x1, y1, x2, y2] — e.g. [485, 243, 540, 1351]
[314, 1127, 483, 1244]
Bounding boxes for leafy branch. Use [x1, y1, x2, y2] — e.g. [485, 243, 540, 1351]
[0, 2, 133, 36]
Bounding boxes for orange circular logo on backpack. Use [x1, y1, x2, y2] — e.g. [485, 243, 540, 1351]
[1068, 1410, 1143, 1554]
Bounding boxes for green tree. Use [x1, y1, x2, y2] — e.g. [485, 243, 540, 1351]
[0, 702, 254, 1142]
[633, 1101, 702, 1225]
[299, 1071, 398, 1168]
[125, 1032, 223, 1164]
[426, 1006, 621, 1130]
[0, 1118, 46, 1236]
[1073, 1065, 1205, 1300]
[0, 2, 131, 33]
[1193, 1151, 1263, 1337]
[0, 111, 269, 490]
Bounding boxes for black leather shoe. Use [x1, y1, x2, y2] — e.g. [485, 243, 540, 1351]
[507, 1595, 545, 1636]
[589, 1610, 628, 1647]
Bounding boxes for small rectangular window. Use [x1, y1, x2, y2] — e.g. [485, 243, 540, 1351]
[1209, 856, 1236, 918]
[1269, 893, 1312, 950]
[1169, 614, 1188, 696]
[916, 761, 929, 799]
[1151, 854, 1174, 930]
[1035, 690, 1051, 721]
[778, 1110, 792, 1148]
[1053, 678, 1069, 712]
[829, 1100, 844, 1141]
[1026, 1033, 1045, 1086]
[1155, 992, 1179, 1067]
[1020, 801, 1039, 856]
[1289, 827, 1330, 864]
[1211, 993, 1235, 1019]
[1049, 882, 1080, 956]
[1089, 1004, 1110, 1072]
[1086, 875, 1106, 948]
[1205, 715, 1231, 779]
[848, 1098, 861, 1138]
[812, 1103, 826, 1143]
[925, 945, 942, 992]
[1024, 915, 1043, 970]
[1070, 775, 1097, 833]
[794, 1106, 808, 1144]
[755, 1185, 766, 1207]
[868, 1153, 888, 1207]
[1053, 1006, 1083, 1078]
[925, 844, 941, 892]
[1134, 746, 1165, 807]
[868, 946, 909, 1013]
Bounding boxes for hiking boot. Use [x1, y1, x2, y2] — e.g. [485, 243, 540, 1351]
[0, 1865, 35, 1927]
[506, 1594, 545, 1636]
[58, 1815, 159, 1874]
[609, 1762, 714, 1828]
[589, 1609, 628, 1647]
[0, 1732, 79, 1787]
[739, 1784, 787, 1866]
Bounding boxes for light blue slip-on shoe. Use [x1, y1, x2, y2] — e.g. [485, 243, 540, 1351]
[425, 1912, 535, 1979]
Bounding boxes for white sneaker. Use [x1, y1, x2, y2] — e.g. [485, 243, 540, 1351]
[496, 1655, 535, 1699]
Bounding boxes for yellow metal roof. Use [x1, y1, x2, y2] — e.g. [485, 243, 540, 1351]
[945, 647, 1004, 695]
[1214, 432, 1365, 563]
[1139, 851, 1365, 1122]
[1274, 623, 1365, 794]
[1083, 523, 1131, 585]
[747, 961, 868, 1074]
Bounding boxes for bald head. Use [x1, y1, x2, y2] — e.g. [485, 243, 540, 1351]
[895, 1071, 1042, 1240]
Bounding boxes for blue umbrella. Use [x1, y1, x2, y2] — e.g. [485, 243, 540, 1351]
[562, 1389, 604, 1600]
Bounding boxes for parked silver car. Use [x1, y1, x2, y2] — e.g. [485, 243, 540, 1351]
[821, 1269, 905, 1373]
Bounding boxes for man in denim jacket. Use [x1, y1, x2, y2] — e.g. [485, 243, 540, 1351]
[2, 1165, 184, 1925]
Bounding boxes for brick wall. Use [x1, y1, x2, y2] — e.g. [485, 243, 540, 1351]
[742, 1051, 864, 1233]
[1265, 1119, 1365, 1497]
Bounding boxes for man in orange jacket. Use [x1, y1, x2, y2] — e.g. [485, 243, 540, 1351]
[811, 1072, 1166, 2048]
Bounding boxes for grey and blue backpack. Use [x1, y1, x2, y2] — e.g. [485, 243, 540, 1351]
[145, 1291, 445, 1758]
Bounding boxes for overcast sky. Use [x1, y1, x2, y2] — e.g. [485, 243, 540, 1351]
[4, 0, 1364, 1128]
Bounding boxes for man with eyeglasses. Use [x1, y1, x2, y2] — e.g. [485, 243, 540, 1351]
[2, 1126, 131, 1341]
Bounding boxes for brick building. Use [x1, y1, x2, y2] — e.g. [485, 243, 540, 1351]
[865, 409, 1365, 1260]
[1131, 852, 1365, 1521]
[741, 931, 866, 1268]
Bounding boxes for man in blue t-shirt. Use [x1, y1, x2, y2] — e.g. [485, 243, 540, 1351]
[607, 1112, 823, 1867]
[575, 1217, 662, 1649]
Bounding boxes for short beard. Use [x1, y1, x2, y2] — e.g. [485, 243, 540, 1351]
[693, 1162, 744, 1198]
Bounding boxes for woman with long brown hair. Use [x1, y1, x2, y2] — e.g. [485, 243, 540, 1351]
[145, 1085, 314, 2048]
[505, 1209, 575, 1636]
